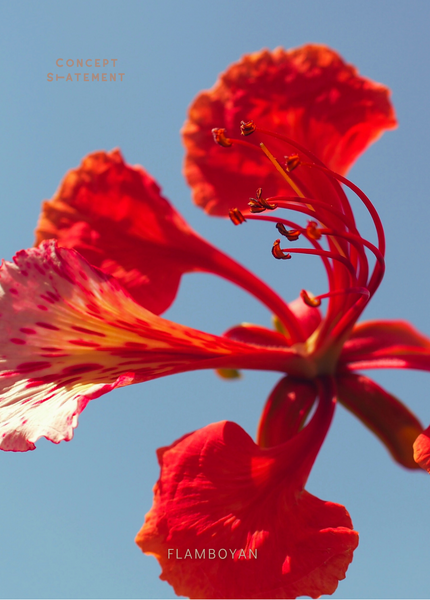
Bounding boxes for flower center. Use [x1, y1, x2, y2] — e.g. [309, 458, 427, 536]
[213, 119, 386, 372]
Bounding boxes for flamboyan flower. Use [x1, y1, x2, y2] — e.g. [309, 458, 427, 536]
[1, 43, 429, 598]
[137, 46, 430, 599]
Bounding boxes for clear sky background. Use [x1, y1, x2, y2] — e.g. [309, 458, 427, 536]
[1, 1, 430, 598]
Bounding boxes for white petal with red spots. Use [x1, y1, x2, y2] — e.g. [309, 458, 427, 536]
[0, 241, 278, 451]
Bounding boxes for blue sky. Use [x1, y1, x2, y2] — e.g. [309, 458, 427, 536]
[1, 1, 430, 598]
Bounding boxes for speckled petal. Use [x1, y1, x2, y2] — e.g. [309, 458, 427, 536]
[0, 241, 296, 451]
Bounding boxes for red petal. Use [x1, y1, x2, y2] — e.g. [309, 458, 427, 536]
[136, 421, 358, 599]
[223, 323, 291, 347]
[183, 45, 396, 215]
[0, 242, 296, 451]
[288, 296, 322, 339]
[339, 320, 430, 372]
[257, 377, 317, 447]
[35, 149, 231, 314]
[336, 373, 423, 469]
[413, 426, 430, 473]
[34, 150, 306, 331]
[222, 297, 322, 348]
[341, 320, 430, 362]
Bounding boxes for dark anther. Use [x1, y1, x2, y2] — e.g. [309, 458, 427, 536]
[260, 197, 277, 210]
[248, 200, 267, 213]
[229, 208, 246, 225]
[212, 128, 232, 147]
[285, 153, 301, 172]
[240, 120, 256, 136]
[272, 239, 291, 260]
[276, 223, 301, 241]
[300, 289, 321, 307]
[248, 188, 277, 213]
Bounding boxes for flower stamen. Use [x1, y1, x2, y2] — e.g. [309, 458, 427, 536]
[301, 162, 386, 257]
[272, 239, 291, 260]
[229, 208, 246, 225]
[212, 128, 232, 147]
[300, 290, 321, 308]
[260, 143, 304, 198]
[276, 223, 301, 241]
[285, 154, 301, 172]
[240, 120, 256, 136]
[302, 287, 371, 308]
[248, 188, 277, 213]
[306, 220, 322, 240]
[212, 127, 263, 153]
[272, 243, 358, 280]
[215, 118, 387, 347]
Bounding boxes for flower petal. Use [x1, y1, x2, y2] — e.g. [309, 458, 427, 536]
[35, 149, 236, 314]
[336, 373, 423, 469]
[222, 297, 322, 348]
[340, 320, 430, 370]
[257, 377, 317, 447]
[287, 296, 322, 339]
[183, 44, 396, 215]
[413, 426, 430, 473]
[223, 323, 291, 348]
[0, 241, 299, 451]
[136, 421, 358, 599]
[35, 150, 186, 314]
[350, 320, 430, 349]
[34, 150, 305, 333]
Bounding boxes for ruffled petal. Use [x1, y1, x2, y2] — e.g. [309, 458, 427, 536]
[183, 44, 396, 215]
[35, 150, 188, 314]
[35, 149, 236, 314]
[336, 373, 423, 469]
[0, 242, 298, 451]
[136, 421, 358, 599]
[413, 426, 430, 473]
[34, 149, 306, 332]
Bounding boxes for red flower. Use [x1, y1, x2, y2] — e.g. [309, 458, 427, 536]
[136, 381, 358, 599]
[134, 45, 428, 599]
[1, 43, 428, 598]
